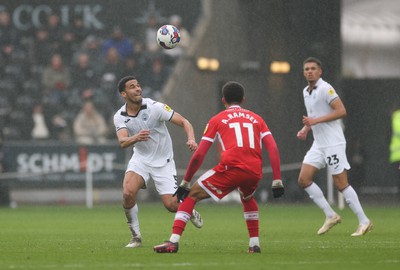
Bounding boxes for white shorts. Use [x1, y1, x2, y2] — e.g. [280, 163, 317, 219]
[126, 158, 178, 195]
[303, 142, 351, 175]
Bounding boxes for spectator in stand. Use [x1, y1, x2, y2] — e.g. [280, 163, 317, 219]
[73, 100, 108, 145]
[0, 8, 20, 48]
[97, 47, 124, 89]
[31, 102, 50, 140]
[45, 11, 63, 53]
[122, 56, 143, 80]
[71, 52, 98, 91]
[163, 14, 191, 64]
[142, 57, 169, 99]
[144, 13, 160, 54]
[79, 35, 103, 69]
[102, 26, 134, 59]
[71, 15, 89, 45]
[0, 8, 22, 76]
[41, 53, 71, 107]
[59, 28, 77, 66]
[96, 47, 125, 108]
[31, 27, 53, 67]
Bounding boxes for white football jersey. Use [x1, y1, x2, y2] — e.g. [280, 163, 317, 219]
[302, 78, 346, 148]
[113, 98, 174, 167]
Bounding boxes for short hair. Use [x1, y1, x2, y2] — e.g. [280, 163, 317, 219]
[117, 76, 136, 93]
[222, 81, 245, 104]
[303, 57, 322, 69]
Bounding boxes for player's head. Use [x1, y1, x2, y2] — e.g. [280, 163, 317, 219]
[222, 81, 245, 105]
[303, 57, 322, 84]
[303, 57, 322, 69]
[118, 75, 136, 93]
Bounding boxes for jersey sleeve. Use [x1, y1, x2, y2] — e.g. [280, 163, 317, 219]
[259, 117, 271, 139]
[325, 85, 339, 105]
[201, 116, 218, 143]
[113, 112, 127, 132]
[153, 101, 174, 121]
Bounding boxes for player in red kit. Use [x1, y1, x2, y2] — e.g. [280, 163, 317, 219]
[154, 81, 283, 253]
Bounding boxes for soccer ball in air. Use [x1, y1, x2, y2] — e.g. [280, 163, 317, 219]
[156, 25, 180, 49]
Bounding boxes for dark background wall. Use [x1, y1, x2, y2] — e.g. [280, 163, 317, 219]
[165, 0, 342, 185]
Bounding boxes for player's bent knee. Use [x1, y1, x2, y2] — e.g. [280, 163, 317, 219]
[164, 202, 178, 212]
[161, 196, 179, 212]
[123, 193, 135, 209]
[298, 177, 312, 188]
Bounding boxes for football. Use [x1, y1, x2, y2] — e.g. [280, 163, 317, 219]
[156, 24, 181, 49]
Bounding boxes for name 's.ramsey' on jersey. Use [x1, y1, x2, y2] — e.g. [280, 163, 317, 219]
[221, 112, 259, 124]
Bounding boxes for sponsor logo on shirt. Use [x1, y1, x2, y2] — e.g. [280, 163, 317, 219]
[328, 88, 335, 96]
[163, 104, 172, 112]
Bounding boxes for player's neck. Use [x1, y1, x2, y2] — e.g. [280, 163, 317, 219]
[126, 102, 142, 115]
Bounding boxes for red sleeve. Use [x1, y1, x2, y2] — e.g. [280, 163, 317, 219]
[262, 134, 281, 180]
[184, 139, 213, 182]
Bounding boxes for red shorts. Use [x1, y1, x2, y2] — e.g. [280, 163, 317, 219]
[197, 167, 261, 201]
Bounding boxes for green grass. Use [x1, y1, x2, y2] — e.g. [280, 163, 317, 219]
[0, 203, 399, 270]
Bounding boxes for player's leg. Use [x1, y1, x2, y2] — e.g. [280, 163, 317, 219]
[299, 148, 341, 235]
[236, 171, 262, 253]
[159, 193, 203, 228]
[300, 164, 340, 226]
[152, 160, 203, 228]
[241, 196, 261, 253]
[333, 171, 372, 236]
[328, 145, 372, 236]
[123, 171, 145, 247]
[153, 182, 209, 253]
[154, 169, 234, 253]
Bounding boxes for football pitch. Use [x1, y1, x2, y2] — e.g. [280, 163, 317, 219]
[0, 202, 399, 270]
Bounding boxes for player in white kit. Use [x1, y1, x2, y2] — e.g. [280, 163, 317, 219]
[114, 76, 203, 248]
[297, 57, 372, 236]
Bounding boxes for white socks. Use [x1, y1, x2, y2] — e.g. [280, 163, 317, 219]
[249, 237, 260, 247]
[305, 182, 336, 218]
[342, 186, 370, 225]
[169, 234, 181, 243]
[125, 204, 141, 237]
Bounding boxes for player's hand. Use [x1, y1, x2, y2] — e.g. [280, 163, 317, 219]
[186, 139, 198, 152]
[271, 179, 284, 198]
[136, 129, 150, 142]
[297, 130, 307, 141]
[173, 180, 191, 202]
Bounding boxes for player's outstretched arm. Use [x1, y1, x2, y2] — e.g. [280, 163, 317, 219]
[183, 140, 212, 182]
[262, 134, 284, 198]
[170, 112, 198, 151]
[173, 140, 212, 202]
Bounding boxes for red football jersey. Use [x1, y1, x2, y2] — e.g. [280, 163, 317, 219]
[202, 106, 271, 178]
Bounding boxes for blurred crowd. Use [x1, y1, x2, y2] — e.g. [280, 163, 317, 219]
[0, 8, 191, 144]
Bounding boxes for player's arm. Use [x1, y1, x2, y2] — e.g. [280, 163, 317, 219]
[297, 125, 311, 141]
[262, 134, 284, 198]
[174, 139, 212, 202]
[116, 128, 149, 149]
[183, 139, 213, 182]
[302, 98, 347, 126]
[170, 112, 198, 152]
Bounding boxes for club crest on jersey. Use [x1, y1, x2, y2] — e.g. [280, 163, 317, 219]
[141, 113, 149, 122]
[328, 88, 335, 96]
[163, 104, 172, 112]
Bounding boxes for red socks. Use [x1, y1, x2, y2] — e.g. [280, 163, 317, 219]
[242, 197, 259, 237]
[172, 197, 196, 235]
